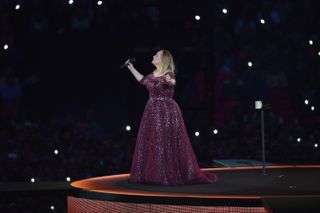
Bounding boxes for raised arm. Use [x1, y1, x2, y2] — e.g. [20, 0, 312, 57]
[125, 60, 144, 82]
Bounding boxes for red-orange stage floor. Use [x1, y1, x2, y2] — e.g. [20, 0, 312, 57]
[68, 165, 320, 213]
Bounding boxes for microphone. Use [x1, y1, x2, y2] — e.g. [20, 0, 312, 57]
[120, 58, 136, 69]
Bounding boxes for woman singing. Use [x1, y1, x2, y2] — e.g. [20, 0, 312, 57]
[126, 49, 218, 185]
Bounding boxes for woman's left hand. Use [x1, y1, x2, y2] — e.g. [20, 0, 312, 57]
[165, 75, 175, 85]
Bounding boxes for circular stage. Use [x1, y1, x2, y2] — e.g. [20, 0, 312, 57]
[68, 165, 320, 213]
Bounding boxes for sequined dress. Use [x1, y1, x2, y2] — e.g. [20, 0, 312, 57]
[129, 71, 218, 185]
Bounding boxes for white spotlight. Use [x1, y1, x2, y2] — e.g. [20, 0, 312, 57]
[311, 106, 315, 111]
[222, 8, 228, 14]
[213, 129, 218, 135]
[97, 0, 103, 5]
[3, 44, 8, 50]
[318, 51, 320, 56]
[297, 138, 301, 142]
[248, 61, 253, 67]
[68, 0, 74, 5]
[31, 178, 35, 183]
[314, 143, 318, 148]
[54, 149, 59, 155]
[195, 15, 201, 21]
[260, 19, 265, 24]
[125, 125, 131, 131]
[50, 205, 55, 210]
[195, 131, 200, 136]
[309, 40, 313, 45]
[15, 4, 20, 10]
[66, 177, 71, 182]
[304, 99, 309, 105]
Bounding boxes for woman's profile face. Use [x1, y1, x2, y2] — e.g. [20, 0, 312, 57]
[152, 51, 162, 66]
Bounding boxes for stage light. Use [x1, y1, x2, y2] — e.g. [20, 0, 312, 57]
[255, 101, 263, 109]
[318, 51, 320, 56]
[125, 125, 131, 131]
[213, 129, 218, 135]
[3, 44, 8, 50]
[311, 106, 315, 111]
[50, 206, 55, 210]
[97, 0, 103, 5]
[297, 138, 301, 142]
[31, 178, 35, 183]
[15, 4, 20, 10]
[66, 177, 71, 182]
[54, 149, 59, 155]
[222, 8, 228, 14]
[304, 99, 309, 105]
[260, 19, 265, 24]
[195, 131, 200, 136]
[195, 15, 200, 21]
[248, 61, 253, 67]
[315, 143, 318, 148]
[309, 40, 313, 45]
[68, 0, 74, 5]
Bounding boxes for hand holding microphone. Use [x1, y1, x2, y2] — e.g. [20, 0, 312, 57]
[122, 58, 144, 82]
[120, 58, 136, 69]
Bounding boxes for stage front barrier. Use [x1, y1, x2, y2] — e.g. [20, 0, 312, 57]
[68, 196, 268, 213]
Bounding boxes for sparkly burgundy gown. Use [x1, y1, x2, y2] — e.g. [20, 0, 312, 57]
[129, 71, 218, 186]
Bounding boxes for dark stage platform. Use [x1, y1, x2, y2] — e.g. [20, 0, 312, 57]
[68, 165, 320, 213]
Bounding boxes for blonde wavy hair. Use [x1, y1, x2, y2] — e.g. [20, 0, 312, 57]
[157, 49, 175, 75]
